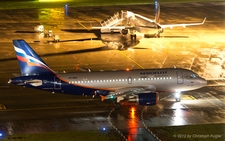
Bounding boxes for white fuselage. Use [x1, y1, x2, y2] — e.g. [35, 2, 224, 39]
[57, 68, 206, 92]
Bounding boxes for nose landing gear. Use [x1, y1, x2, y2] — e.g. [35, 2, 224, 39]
[175, 91, 181, 102]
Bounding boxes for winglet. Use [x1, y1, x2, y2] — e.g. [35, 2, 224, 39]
[202, 17, 207, 24]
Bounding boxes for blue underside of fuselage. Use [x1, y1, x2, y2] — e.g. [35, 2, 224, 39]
[10, 75, 109, 96]
[51, 83, 97, 95]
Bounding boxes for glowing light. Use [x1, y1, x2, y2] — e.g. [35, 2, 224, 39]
[130, 106, 136, 119]
[175, 93, 180, 99]
[126, 68, 130, 71]
[110, 95, 114, 99]
[102, 127, 106, 131]
[64, 4, 68, 16]
[0, 133, 2, 137]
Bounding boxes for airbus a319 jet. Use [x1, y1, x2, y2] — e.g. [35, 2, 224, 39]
[8, 40, 207, 107]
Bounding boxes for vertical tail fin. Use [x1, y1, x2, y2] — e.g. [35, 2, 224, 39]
[154, 0, 160, 24]
[13, 40, 55, 76]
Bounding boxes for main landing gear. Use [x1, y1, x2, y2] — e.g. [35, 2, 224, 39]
[121, 29, 137, 41]
[155, 28, 164, 38]
[113, 101, 121, 109]
[130, 34, 136, 40]
[113, 96, 124, 109]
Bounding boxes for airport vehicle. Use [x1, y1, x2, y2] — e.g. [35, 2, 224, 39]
[92, 0, 206, 38]
[8, 40, 207, 107]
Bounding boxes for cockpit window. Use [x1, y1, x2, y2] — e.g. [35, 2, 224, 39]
[190, 74, 198, 78]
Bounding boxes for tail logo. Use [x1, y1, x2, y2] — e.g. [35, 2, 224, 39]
[13, 40, 54, 76]
[14, 46, 50, 70]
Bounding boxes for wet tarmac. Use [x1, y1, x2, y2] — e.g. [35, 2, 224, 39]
[0, 1, 225, 141]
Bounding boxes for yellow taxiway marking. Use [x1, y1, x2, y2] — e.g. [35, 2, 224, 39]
[117, 50, 145, 69]
[162, 48, 201, 71]
[182, 94, 196, 100]
[163, 48, 181, 59]
[75, 20, 90, 31]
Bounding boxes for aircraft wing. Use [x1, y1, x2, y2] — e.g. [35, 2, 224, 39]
[61, 28, 102, 38]
[159, 17, 206, 29]
[101, 85, 156, 101]
[92, 18, 206, 30]
[91, 26, 134, 30]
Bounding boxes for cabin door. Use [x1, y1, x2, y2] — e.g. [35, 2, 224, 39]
[54, 76, 61, 89]
[128, 77, 132, 84]
[176, 71, 183, 84]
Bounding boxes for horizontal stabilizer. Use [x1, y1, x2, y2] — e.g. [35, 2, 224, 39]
[12, 73, 21, 77]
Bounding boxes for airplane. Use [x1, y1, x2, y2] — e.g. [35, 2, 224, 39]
[8, 40, 207, 108]
[91, 0, 206, 38]
[61, 27, 142, 50]
[61, 0, 206, 50]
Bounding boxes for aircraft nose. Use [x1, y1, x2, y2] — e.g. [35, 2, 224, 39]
[199, 78, 207, 86]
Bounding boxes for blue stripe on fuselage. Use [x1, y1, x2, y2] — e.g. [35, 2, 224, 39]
[10, 75, 104, 96]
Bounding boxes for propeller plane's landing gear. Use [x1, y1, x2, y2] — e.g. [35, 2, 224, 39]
[175, 91, 181, 102]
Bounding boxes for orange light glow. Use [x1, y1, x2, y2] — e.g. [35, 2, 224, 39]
[130, 106, 135, 119]
[126, 68, 130, 71]
[127, 106, 137, 141]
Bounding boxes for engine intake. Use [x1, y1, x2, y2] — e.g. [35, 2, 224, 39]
[129, 92, 159, 105]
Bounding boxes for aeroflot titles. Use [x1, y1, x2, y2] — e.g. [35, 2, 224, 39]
[140, 71, 167, 75]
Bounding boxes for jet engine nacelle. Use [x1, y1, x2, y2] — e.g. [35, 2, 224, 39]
[95, 90, 110, 96]
[120, 29, 129, 35]
[129, 92, 159, 106]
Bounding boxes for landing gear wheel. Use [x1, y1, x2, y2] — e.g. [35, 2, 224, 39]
[113, 102, 121, 109]
[155, 33, 160, 38]
[175, 97, 181, 102]
[118, 45, 125, 50]
[175, 91, 181, 102]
